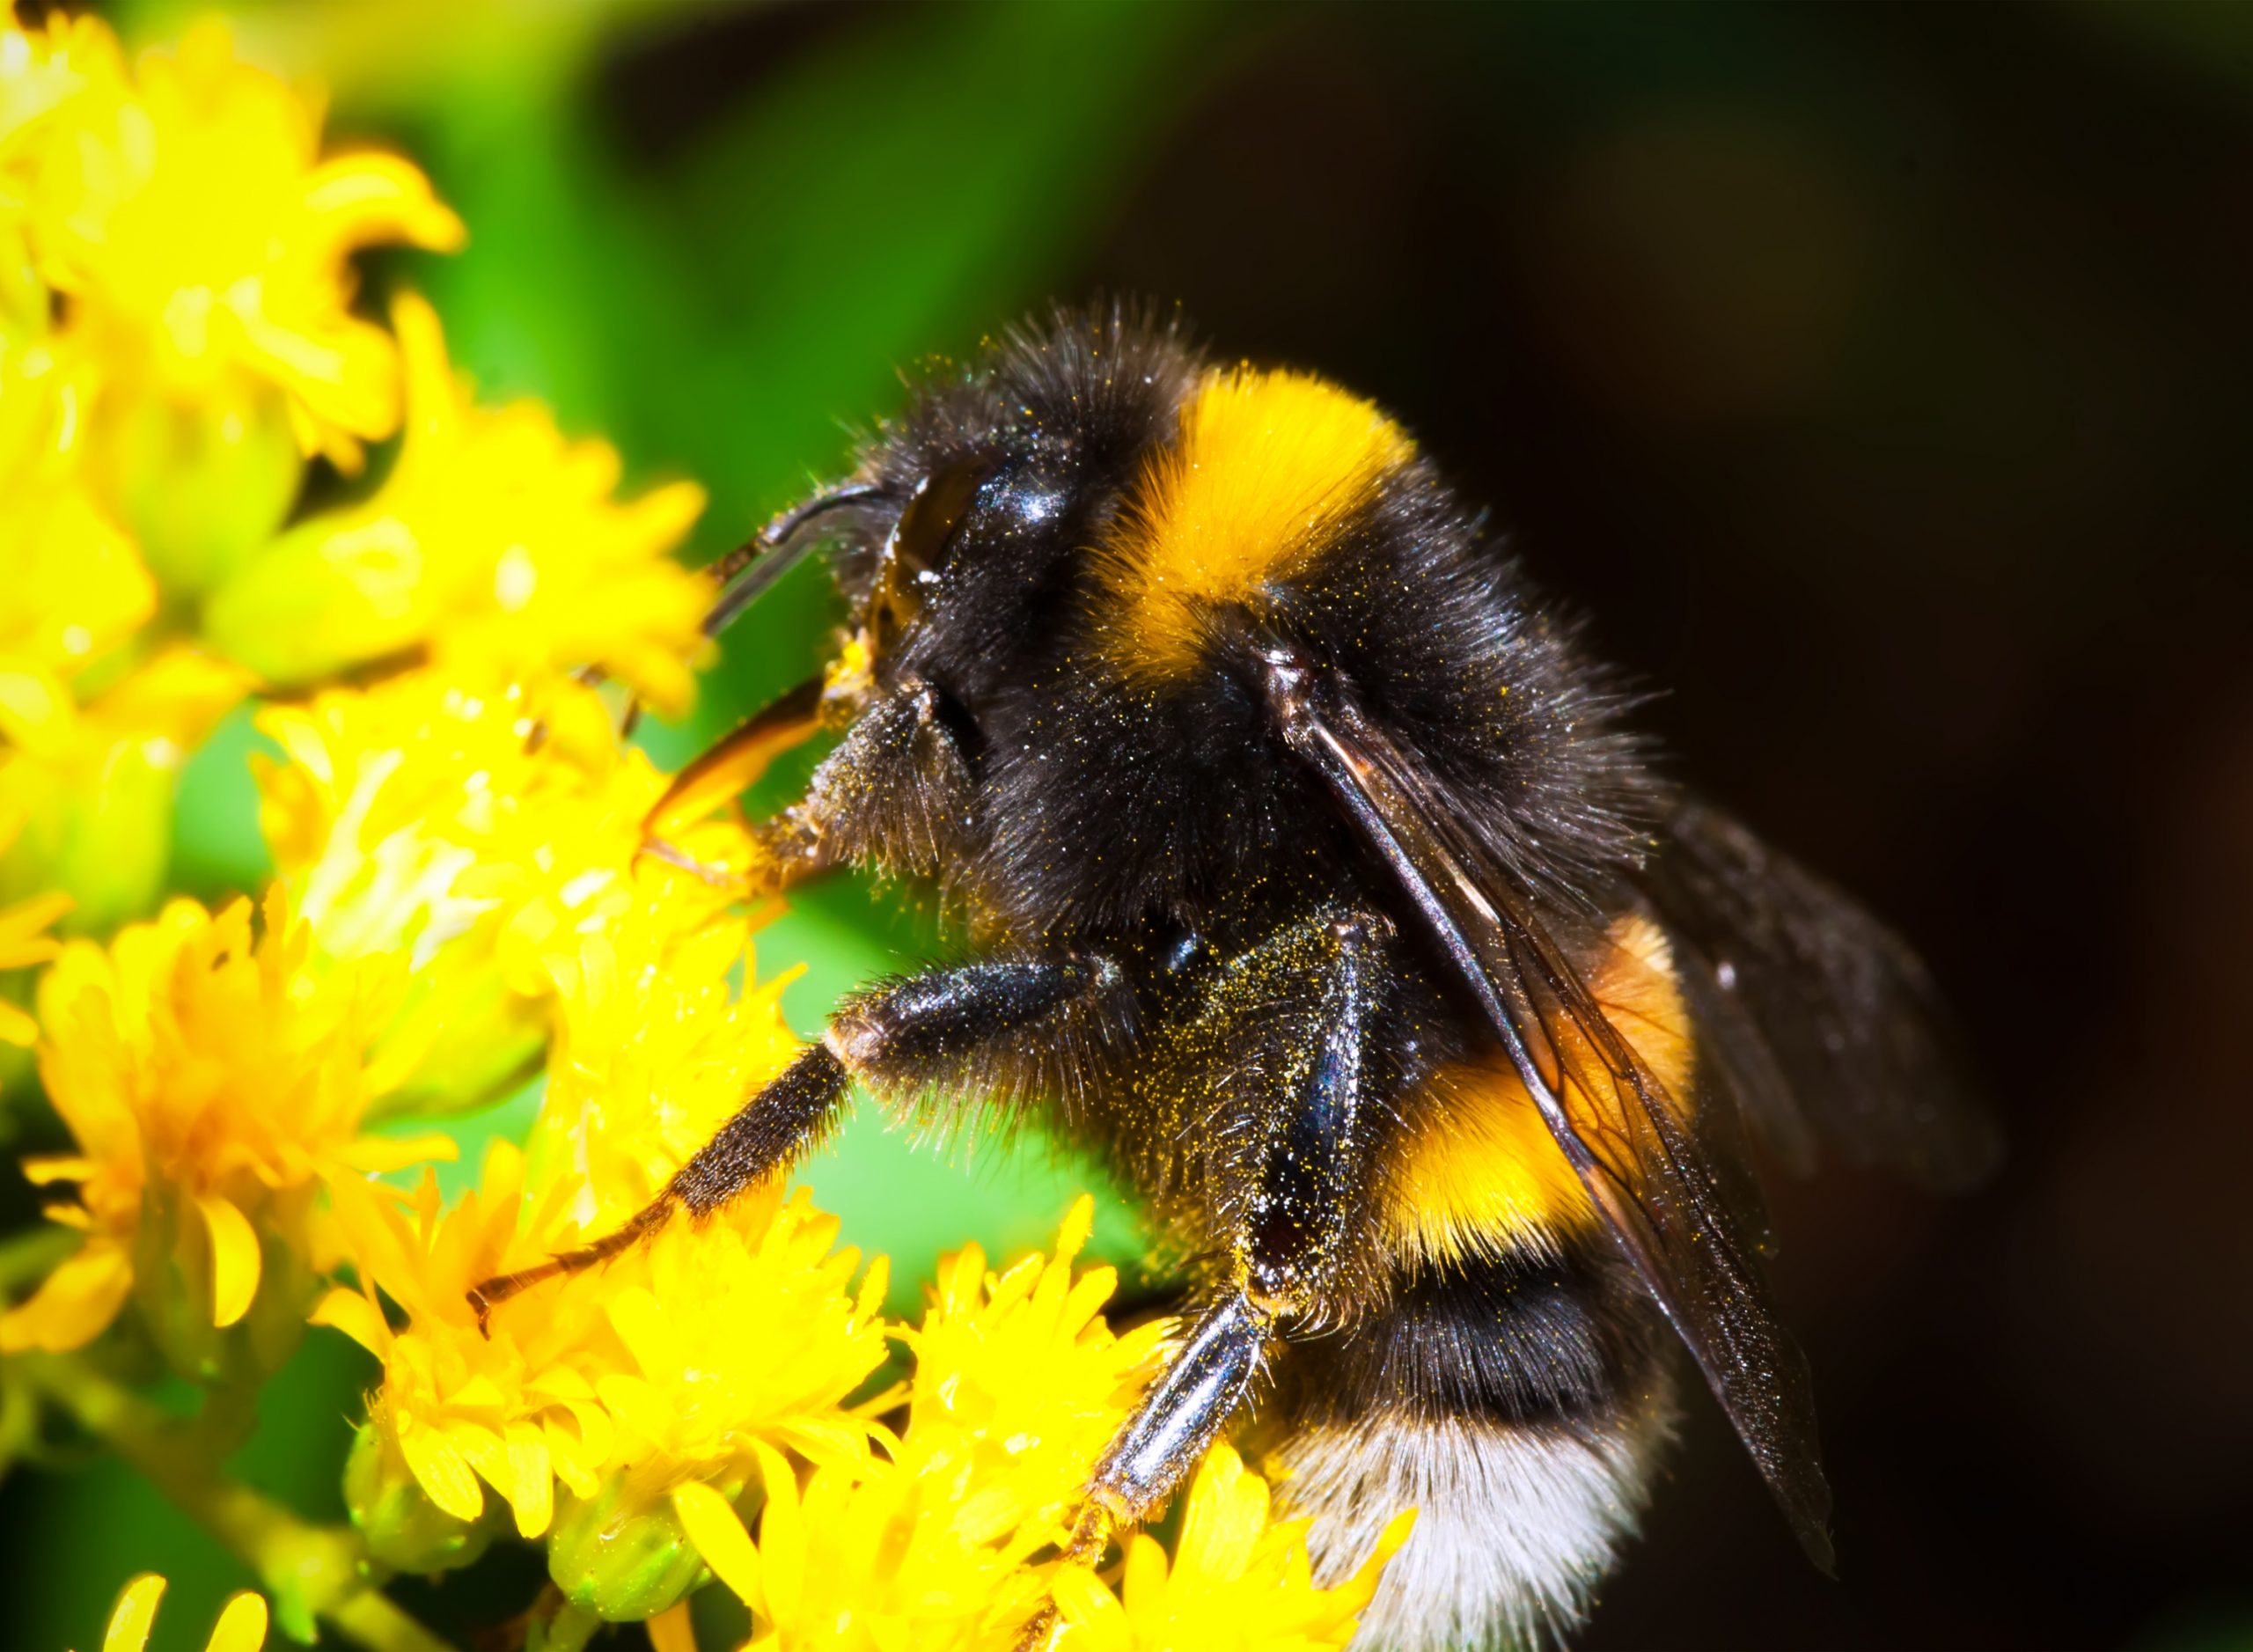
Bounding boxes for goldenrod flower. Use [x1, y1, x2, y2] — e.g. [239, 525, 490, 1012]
[12, 13, 462, 470]
[85, 1574, 268, 1652]
[254, 667, 752, 1112]
[671, 1201, 1173, 1650]
[0, 886, 444, 1362]
[531, 907, 800, 1226]
[1049, 1446, 1416, 1652]
[209, 293, 712, 714]
[320, 921, 879, 1573]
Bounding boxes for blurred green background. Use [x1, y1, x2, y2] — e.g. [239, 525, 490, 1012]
[11, 1, 2253, 1647]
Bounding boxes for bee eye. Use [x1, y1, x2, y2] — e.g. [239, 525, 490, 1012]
[870, 460, 992, 650]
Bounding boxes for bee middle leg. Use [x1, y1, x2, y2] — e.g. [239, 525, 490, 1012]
[1064, 909, 1389, 1557]
[466, 949, 1132, 1329]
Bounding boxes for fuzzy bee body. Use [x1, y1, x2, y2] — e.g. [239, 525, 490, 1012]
[474, 306, 1998, 1648]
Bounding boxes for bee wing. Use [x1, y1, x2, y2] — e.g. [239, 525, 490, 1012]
[1636, 801, 2002, 1191]
[1259, 656, 1836, 1569]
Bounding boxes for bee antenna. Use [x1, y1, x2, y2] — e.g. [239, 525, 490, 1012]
[703, 482, 887, 639]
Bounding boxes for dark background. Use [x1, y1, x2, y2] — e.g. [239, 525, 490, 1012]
[26, 2, 2253, 1646]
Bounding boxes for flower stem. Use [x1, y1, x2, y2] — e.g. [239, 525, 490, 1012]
[22, 1353, 448, 1652]
[526, 1596, 602, 1652]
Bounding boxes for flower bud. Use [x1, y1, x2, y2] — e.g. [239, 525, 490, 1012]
[546, 1472, 748, 1624]
[345, 1416, 500, 1575]
[92, 380, 302, 598]
[202, 510, 431, 687]
[128, 1179, 314, 1386]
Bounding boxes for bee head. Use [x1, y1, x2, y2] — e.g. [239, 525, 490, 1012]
[819, 305, 1203, 717]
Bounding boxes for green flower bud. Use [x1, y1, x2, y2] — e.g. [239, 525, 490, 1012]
[547, 1472, 746, 1624]
[204, 510, 430, 687]
[0, 740, 174, 934]
[346, 1417, 500, 1575]
[128, 1180, 314, 1387]
[92, 383, 301, 598]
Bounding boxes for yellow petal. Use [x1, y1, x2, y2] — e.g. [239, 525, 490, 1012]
[0, 1238, 133, 1354]
[0, 1000, 35, 1047]
[197, 1193, 261, 1328]
[752, 1442, 803, 1624]
[503, 1424, 553, 1539]
[343, 1133, 459, 1172]
[671, 1479, 762, 1614]
[99, 1575, 166, 1652]
[203, 1591, 268, 1652]
[21, 1156, 96, 1186]
[307, 1288, 388, 1355]
[1049, 1565, 1126, 1651]
[398, 1420, 484, 1523]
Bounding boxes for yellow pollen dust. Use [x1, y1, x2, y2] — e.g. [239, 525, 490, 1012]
[1099, 366, 1413, 682]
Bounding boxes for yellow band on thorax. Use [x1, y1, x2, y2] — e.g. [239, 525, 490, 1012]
[1097, 366, 1412, 684]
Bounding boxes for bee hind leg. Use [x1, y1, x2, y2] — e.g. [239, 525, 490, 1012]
[1024, 911, 1388, 1646]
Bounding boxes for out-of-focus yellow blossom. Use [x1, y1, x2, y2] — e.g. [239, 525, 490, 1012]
[209, 293, 712, 712]
[253, 667, 754, 1112]
[0, 886, 446, 1367]
[1050, 1446, 1417, 1652]
[0, 206, 231, 926]
[671, 1201, 1173, 1650]
[0, 886, 69, 1046]
[11, 12, 463, 476]
[0, 5, 121, 188]
[85, 1574, 268, 1652]
[0, 643, 253, 929]
[0, 807, 70, 1046]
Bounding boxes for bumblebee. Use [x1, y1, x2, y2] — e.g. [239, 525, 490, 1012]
[473, 305, 1998, 1648]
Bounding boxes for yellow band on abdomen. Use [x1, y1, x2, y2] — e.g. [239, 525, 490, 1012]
[1378, 912, 1695, 1268]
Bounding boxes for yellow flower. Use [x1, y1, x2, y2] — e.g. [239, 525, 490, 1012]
[0, 886, 68, 1046]
[14, 13, 462, 467]
[892, 1198, 1170, 1542]
[531, 906, 801, 1228]
[0, 885, 444, 1361]
[0, 804, 69, 1046]
[671, 1201, 1172, 1651]
[0, 5, 123, 195]
[319, 922, 878, 1560]
[319, 1157, 886, 1548]
[253, 667, 753, 1112]
[1050, 1446, 1416, 1652]
[84, 1574, 268, 1652]
[209, 293, 712, 714]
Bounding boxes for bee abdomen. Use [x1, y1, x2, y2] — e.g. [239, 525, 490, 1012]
[1263, 1247, 1677, 1650]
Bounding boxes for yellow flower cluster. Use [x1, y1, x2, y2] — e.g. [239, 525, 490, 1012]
[668, 1204, 1411, 1652]
[0, 0, 709, 947]
[0, 8, 1415, 1648]
[0, 885, 443, 1368]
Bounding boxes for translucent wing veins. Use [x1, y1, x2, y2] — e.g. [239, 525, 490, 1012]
[1246, 633, 1837, 1571]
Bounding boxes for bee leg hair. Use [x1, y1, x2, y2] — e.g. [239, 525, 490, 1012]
[1084, 910, 1386, 1521]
